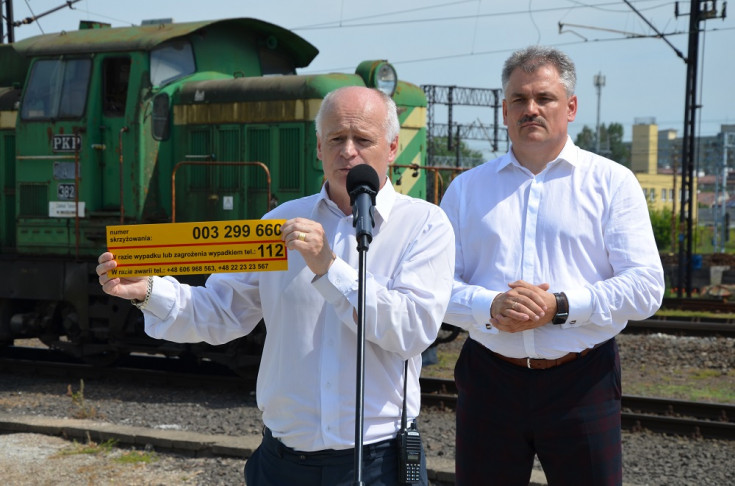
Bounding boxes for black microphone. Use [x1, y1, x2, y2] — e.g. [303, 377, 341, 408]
[346, 164, 379, 251]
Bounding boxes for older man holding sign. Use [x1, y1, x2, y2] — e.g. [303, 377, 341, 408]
[96, 86, 454, 485]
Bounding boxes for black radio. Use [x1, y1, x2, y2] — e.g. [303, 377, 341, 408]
[396, 422, 422, 484]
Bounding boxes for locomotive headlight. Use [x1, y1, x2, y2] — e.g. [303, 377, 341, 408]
[356, 60, 398, 96]
[374, 62, 397, 96]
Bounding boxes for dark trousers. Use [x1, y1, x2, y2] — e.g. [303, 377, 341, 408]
[244, 426, 428, 485]
[455, 338, 622, 486]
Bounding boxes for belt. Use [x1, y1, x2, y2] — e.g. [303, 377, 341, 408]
[262, 427, 395, 464]
[490, 341, 605, 370]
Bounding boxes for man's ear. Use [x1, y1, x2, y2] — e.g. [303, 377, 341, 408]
[387, 136, 399, 163]
[567, 95, 578, 122]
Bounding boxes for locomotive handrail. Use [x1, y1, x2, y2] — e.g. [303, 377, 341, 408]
[170, 161, 272, 223]
[16, 155, 76, 160]
[119, 127, 129, 224]
[389, 163, 466, 204]
[73, 142, 81, 260]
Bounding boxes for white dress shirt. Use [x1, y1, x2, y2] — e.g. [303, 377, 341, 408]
[441, 136, 664, 359]
[142, 180, 455, 451]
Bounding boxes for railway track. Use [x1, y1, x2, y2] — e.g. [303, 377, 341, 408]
[2, 346, 733, 441]
[420, 377, 735, 440]
[661, 297, 735, 314]
[626, 317, 735, 337]
[0, 345, 256, 390]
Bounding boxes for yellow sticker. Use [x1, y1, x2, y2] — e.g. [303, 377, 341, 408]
[106, 220, 287, 277]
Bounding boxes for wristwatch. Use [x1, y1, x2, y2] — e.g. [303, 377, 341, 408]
[552, 292, 569, 325]
[131, 276, 153, 310]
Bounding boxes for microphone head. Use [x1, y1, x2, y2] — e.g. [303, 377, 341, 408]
[346, 164, 380, 197]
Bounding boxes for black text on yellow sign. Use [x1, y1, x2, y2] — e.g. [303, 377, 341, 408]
[106, 220, 288, 277]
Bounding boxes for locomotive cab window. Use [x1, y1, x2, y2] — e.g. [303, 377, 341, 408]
[150, 39, 195, 87]
[20, 58, 92, 120]
[103, 57, 131, 116]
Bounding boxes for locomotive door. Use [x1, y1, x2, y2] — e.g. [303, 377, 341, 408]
[98, 56, 134, 219]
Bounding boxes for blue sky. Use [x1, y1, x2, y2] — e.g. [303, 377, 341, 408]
[7, 0, 734, 157]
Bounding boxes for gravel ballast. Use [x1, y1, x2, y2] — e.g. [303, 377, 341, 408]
[0, 332, 733, 485]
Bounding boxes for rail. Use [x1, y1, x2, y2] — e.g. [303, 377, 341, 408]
[626, 317, 735, 337]
[660, 297, 734, 313]
[420, 377, 735, 439]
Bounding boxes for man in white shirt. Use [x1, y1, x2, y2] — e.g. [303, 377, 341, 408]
[440, 46, 664, 486]
[97, 86, 455, 485]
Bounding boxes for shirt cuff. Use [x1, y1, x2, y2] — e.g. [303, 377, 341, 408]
[471, 289, 500, 334]
[144, 276, 177, 321]
[312, 257, 357, 305]
[563, 286, 594, 326]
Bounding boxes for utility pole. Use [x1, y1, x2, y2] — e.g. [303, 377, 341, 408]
[1, 0, 16, 43]
[593, 72, 605, 153]
[720, 130, 735, 250]
[621, 0, 725, 296]
[675, 0, 725, 297]
[713, 130, 734, 253]
[714, 146, 724, 252]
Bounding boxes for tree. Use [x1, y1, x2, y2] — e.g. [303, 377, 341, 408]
[605, 123, 630, 167]
[649, 206, 673, 252]
[575, 126, 596, 151]
[574, 123, 630, 167]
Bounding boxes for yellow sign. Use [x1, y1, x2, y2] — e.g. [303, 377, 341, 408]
[106, 220, 287, 277]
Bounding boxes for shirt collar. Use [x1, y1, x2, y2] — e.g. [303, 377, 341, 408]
[498, 135, 579, 173]
[315, 178, 397, 223]
[555, 136, 580, 168]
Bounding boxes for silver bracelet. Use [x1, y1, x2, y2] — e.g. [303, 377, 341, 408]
[131, 276, 153, 310]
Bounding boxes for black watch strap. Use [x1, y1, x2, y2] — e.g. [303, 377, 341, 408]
[552, 292, 569, 325]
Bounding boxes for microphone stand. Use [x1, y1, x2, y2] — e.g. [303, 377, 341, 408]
[346, 167, 377, 486]
[353, 232, 369, 486]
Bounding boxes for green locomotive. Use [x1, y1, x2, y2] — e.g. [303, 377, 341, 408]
[0, 18, 428, 368]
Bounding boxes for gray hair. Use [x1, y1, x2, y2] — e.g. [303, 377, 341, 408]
[501, 46, 577, 98]
[315, 87, 400, 142]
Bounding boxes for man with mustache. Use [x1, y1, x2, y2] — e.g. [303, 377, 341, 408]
[440, 46, 664, 485]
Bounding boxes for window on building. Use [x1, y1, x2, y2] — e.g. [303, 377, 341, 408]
[661, 188, 667, 201]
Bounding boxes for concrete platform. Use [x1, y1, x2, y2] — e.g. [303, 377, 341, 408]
[0, 412, 552, 485]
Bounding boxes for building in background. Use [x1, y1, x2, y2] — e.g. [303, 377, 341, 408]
[657, 124, 735, 176]
[630, 117, 695, 221]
